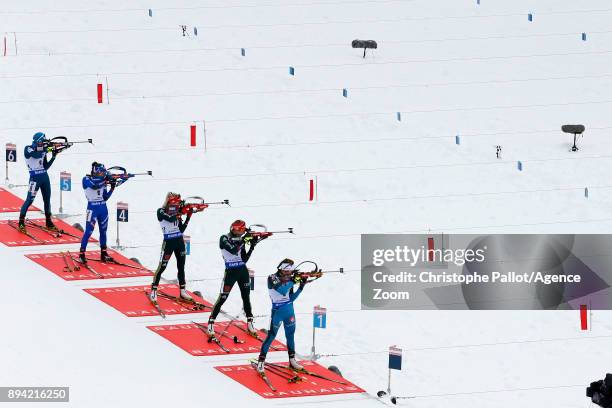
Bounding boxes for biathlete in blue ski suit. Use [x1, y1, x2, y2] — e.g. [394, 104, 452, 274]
[18, 132, 59, 231]
[78, 162, 123, 264]
[256, 258, 309, 373]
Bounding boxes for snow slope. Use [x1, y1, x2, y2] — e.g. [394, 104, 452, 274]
[1, 0, 612, 406]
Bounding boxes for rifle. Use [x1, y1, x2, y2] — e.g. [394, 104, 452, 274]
[104, 166, 152, 186]
[245, 224, 294, 240]
[179, 196, 230, 215]
[292, 261, 344, 283]
[44, 136, 93, 154]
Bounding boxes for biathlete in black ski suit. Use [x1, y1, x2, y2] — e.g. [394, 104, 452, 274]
[149, 192, 193, 302]
[207, 219, 267, 336]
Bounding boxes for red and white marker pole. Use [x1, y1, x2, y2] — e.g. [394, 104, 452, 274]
[580, 304, 589, 330]
[190, 124, 197, 147]
[309, 177, 318, 201]
[97, 83, 103, 104]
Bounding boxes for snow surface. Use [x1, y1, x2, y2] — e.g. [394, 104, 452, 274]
[1, 0, 612, 407]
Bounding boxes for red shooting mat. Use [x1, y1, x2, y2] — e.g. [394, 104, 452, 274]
[215, 361, 365, 399]
[25, 250, 152, 280]
[0, 187, 39, 213]
[83, 284, 212, 317]
[0, 218, 95, 247]
[147, 320, 287, 356]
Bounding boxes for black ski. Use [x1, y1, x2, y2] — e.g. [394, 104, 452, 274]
[157, 290, 210, 311]
[261, 361, 302, 383]
[250, 361, 277, 392]
[144, 290, 166, 318]
[232, 322, 281, 351]
[71, 256, 104, 279]
[215, 320, 244, 344]
[7, 220, 46, 244]
[85, 257, 145, 270]
[265, 361, 348, 385]
[25, 220, 81, 239]
[192, 321, 230, 353]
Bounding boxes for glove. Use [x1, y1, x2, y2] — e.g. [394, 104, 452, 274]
[243, 234, 254, 245]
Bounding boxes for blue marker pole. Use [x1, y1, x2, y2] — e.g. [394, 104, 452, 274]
[396, 112, 401, 121]
[148, 9, 152, 17]
[585, 187, 589, 198]
[59, 171, 72, 215]
[518, 161, 523, 171]
[342, 88, 348, 98]
[387, 346, 403, 395]
[194, 27, 198, 36]
[528, 13, 533, 22]
[289, 66, 295, 76]
[455, 135, 461, 145]
[241, 48, 246, 56]
[311, 306, 327, 360]
[582, 32, 587, 41]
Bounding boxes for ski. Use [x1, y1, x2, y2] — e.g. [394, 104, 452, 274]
[65, 251, 81, 271]
[215, 320, 245, 344]
[250, 361, 277, 392]
[61, 251, 80, 272]
[7, 220, 46, 244]
[144, 291, 166, 318]
[25, 220, 81, 239]
[240, 322, 282, 348]
[265, 361, 348, 385]
[85, 257, 145, 270]
[260, 361, 302, 383]
[157, 290, 210, 311]
[232, 323, 282, 351]
[192, 321, 230, 353]
[71, 256, 104, 279]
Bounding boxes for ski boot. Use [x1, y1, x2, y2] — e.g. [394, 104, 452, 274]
[289, 354, 304, 371]
[45, 216, 59, 232]
[179, 288, 193, 301]
[247, 317, 257, 336]
[207, 319, 216, 337]
[100, 247, 115, 263]
[149, 288, 158, 302]
[18, 217, 26, 233]
[79, 249, 88, 264]
[256, 358, 265, 374]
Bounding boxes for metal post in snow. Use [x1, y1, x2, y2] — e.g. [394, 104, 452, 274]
[5, 143, 17, 183]
[105, 77, 110, 104]
[115, 202, 129, 249]
[311, 323, 316, 359]
[202, 120, 207, 152]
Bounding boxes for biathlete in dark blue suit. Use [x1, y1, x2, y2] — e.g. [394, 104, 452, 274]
[256, 258, 309, 373]
[18, 132, 60, 232]
[78, 162, 125, 264]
